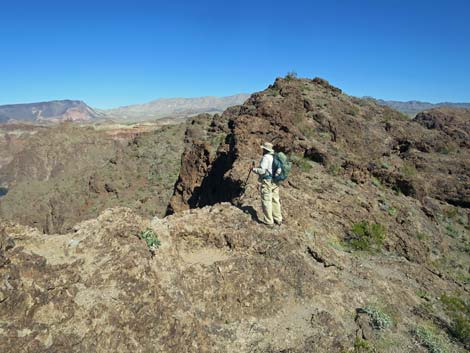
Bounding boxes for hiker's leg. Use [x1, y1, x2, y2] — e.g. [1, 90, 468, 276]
[272, 182, 282, 224]
[261, 180, 274, 225]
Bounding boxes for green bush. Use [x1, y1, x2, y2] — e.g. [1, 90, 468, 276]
[381, 162, 390, 169]
[440, 294, 470, 346]
[416, 232, 426, 241]
[414, 326, 447, 353]
[401, 161, 417, 177]
[353, 337, 374, 352]
[444, 222, 459, 238]
[285, 71, 298, 80]
[291, 155, 312, 173]
[327, 163, 342, 176]
[362, 306, 393, 330]
[138, 228, 161, 252]
[346, 221, 386, 252]
[371, 177, 381, 187]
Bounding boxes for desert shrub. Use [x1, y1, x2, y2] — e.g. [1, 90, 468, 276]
[138, 228, 161, 252]
[416, 289, 431, 300]
[388, 207, 397, 217]
[401, 161, 417, 177]
[353, 337, 374, 352]
[438, 144, 456, 155]
[414, 326, 447, 353]
[285, 71, 298, 80]
[381, 162, 390, 169]
[416, 232, 426, 241]
[444, 207, 459, 219]
[346, 105, 360, 116]
[327, 163, 342, 176]
[345, 221, 386, 252]
[361, 306, 393, 330]
[371, 176, 381, 187]
[440, 294, 470, 346]
[444, 222, 459, 238]
[291, 155, 312, 172]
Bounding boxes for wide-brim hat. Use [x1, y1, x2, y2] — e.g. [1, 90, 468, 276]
[260, 142, 274, 153]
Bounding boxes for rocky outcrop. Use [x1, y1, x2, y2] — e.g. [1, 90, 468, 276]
[1, 76, 469, 353]
[1, 189, 468, 352]
[169, 77, 470, 211]
[0, 122, 186, 233]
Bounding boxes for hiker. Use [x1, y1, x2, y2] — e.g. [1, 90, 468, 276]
[251, 142, 283, 227]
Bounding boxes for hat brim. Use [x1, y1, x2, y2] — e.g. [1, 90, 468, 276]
[260, 145, 274, 152]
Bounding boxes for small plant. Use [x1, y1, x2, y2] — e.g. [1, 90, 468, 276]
[388, 207, 397, 217]
[416, 232, 426, 241]
[353, 337, 374, 352]
[361, 306, 393, 330]
[440, 294, 470, 346]
[438, 145, 456, 155]
[327, 163, 342, 176]
[371, 177, 381, 187]
[416, 289, 430, 300]
[285, 71, 298, 80]
[346, 105, 360, 116]
[381, 162, 390, 170]
[444, 207, 459, 219]
[138, 228, 161, 252]
[414, 326, 447, 353]
[291, 155, 312, 172]
[345, 221, 386, 252]
[444, 222, 459, 238]
[401, 161, 417, 177]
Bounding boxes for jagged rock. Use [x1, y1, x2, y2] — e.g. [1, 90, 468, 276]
[1, 77, 469, 353]
[170, 77, 470, 211]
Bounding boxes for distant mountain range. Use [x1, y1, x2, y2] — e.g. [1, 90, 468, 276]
[2, 94, 468, 124]
[0, 94, 251, 124]
[0, 100, 99, 124]
[100, 94, 251, 121]
[370, 98, 470, 116]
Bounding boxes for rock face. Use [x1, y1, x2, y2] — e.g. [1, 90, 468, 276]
[1, 77, 469, 353]
[169, 77, 470, 211]
[0, 122, 186, 233]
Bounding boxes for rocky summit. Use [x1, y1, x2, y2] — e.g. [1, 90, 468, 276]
[1, 77, 469, 353]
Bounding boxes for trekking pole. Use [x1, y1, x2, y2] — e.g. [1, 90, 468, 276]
[239, 161, 255, 200]
[244, 166, 253, 186]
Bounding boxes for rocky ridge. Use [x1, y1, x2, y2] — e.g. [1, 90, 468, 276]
[1, 77, 469, 352]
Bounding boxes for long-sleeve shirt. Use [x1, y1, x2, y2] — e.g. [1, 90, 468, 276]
[253, 153, 274, 179]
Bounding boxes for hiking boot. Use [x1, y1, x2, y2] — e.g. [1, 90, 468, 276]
[260, 221, 275, 229]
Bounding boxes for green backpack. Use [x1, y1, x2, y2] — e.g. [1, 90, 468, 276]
[272, 152, 292, 182]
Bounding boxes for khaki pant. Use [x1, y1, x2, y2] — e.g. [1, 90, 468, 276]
[260, 179, 282, 225]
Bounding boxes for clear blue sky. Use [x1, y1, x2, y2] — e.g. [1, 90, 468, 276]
[1, 0, 469, 108]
